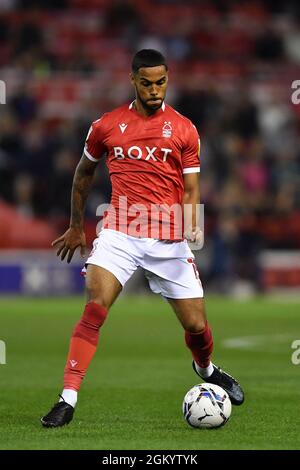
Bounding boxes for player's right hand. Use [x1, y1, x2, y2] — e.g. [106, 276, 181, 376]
[51, 227, 86, 263]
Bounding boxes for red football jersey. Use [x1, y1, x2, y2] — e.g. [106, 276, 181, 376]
[84, 101, 200, 240]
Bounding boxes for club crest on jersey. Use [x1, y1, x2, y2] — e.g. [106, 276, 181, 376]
[119, 123, 128, 134]
[162, 121, 172, 138]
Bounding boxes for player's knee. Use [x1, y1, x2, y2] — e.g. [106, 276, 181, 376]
[86, 286, 110, 310]
[184, 318, 206, 334]
[88, 295, 110, 311]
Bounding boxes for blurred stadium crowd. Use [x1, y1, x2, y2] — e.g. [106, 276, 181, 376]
[1, 0, 300, 291]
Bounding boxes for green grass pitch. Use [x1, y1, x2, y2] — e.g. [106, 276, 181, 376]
[0, 295, 299, 450]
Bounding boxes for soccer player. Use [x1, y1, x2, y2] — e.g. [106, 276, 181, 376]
[41, 49, 244, 428]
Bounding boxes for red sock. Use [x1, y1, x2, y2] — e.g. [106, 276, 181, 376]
[185, 321, 214, 368]
[63, 302, 108, 391]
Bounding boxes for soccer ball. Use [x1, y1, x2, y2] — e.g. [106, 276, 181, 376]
[182, 383, 232, 429]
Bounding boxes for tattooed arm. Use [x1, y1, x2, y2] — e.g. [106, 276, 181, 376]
[52, 154, 98, 263]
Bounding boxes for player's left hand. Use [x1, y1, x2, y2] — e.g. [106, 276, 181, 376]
[184, 226, 203, 246]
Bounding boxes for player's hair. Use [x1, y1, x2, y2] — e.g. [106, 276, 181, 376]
[132, 49, 168, 74]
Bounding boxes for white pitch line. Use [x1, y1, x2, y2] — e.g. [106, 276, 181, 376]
[222, 334, 294, 350]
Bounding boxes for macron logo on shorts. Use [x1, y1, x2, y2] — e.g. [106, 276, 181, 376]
[69, 360, 78, 368]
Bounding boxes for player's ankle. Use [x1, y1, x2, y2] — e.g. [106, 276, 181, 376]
[59, 388, 78, 408]
[194, 361, 214, 378]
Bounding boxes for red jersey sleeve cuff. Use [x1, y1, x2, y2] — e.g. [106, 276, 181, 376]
[183, 167, 200, 174]
[84, 148, 99, 162]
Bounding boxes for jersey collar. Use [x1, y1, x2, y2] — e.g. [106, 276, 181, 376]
[129, 100, 166, 112]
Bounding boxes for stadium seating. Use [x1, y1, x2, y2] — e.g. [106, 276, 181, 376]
[1, 0, 300, 290]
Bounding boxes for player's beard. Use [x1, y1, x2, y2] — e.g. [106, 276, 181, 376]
[136, 90, 163, 113]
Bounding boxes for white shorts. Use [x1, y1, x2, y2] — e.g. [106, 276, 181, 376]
[82, 229, 203, 299]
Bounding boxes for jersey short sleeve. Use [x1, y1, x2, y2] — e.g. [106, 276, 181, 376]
[182, 122, 201, 174]
[84, 118, 106, 162]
